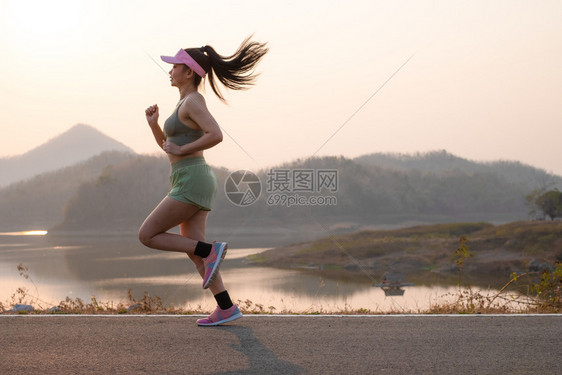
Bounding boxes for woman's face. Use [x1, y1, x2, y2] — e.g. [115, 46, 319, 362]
[169, 64, 191, 87]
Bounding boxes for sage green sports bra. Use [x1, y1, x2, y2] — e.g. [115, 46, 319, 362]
[163, 99, 204, 146]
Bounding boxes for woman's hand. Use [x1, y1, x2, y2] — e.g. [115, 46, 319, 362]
[162, 140, 182, 155]
[145, 104, 159, 126]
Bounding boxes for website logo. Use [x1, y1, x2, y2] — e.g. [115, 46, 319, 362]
[224, 170, 261, 206]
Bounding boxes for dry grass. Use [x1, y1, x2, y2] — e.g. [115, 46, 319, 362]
[2, 257, 560, 315]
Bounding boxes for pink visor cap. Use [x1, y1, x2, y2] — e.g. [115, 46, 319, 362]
[161, 49, 206, 78]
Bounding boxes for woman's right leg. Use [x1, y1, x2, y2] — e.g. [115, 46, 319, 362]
[181, 211, 241, 326]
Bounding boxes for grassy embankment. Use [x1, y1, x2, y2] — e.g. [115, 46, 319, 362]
[250, 221, 561, 286]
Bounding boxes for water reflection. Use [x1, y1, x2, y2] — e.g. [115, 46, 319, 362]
[0, 233, 492, 312]
[0, 230, 48, 236]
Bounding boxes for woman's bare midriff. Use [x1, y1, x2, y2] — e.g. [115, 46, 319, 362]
[167, 150, 204, 165]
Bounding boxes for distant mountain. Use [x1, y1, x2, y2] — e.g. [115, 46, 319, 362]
[0, 124, 135, 187]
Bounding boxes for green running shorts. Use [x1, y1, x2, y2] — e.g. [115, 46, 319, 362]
[168, 157, 217, 211]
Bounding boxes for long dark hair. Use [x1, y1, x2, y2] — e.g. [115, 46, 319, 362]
[184, 36, 268, 102]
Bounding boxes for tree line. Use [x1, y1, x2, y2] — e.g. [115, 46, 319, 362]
[57, 153, 560, 232]
[1, 150, 560, 233]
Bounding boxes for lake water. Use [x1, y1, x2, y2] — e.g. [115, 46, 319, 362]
[1, 231, 476, 313]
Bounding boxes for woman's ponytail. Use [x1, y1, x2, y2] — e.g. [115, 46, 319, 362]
[185, 36, 268, 102]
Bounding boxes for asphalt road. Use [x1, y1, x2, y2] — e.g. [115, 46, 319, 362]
[1, 315, 560, 374]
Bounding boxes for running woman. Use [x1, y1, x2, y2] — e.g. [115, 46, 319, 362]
[139, 37, 268, 326]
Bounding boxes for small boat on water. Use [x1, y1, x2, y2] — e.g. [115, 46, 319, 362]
[373, 272, 415, 296]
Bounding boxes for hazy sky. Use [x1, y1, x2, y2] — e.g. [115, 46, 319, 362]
[1, 0, 561, 174]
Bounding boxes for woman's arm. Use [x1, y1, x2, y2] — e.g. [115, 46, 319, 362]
[163, 94, 223, 155]
[145, 104, 166, 150]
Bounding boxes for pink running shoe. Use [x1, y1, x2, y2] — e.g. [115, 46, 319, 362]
[197, 305, 243, 326]
[202, 241, 228, 289]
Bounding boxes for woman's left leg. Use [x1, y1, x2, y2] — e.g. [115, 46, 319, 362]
[139, 196, 228, 291]
[180, 210, 226, 294]
[138, 196, 202, 254]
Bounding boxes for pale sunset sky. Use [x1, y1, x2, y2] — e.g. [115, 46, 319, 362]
[0, 0, 561, 174]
